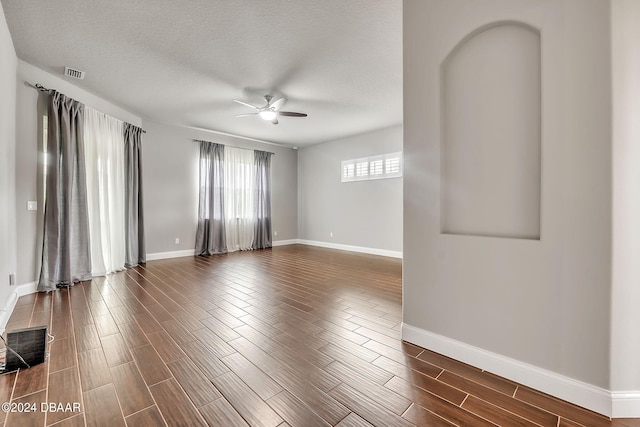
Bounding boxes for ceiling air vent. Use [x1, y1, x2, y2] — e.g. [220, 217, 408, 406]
[64, 67, 85, 80]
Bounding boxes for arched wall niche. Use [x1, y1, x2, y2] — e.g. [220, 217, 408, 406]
[440, 21, 542, 240]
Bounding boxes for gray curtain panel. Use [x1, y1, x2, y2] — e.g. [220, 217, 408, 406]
[124, 123, 146, 267]
[252, 150, 273, 249]
[38, 91, 92, 291]
[195, 141, 227, 255]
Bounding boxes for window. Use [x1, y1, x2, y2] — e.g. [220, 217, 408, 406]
[341, 152, 402, 182]
[385, 157, 401, 175]
[224, 147, 255, 221]
[343, 163, 355, 179]
[370, 159, 384, 176]
[356, 161, 368, 177]
[196, 143, 273, 253]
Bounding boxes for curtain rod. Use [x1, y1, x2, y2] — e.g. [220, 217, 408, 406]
[24, 81, 146, 133]
[25, 82, 51, 92]
[192, 139, 275, 156]
[171, 121, 292, 148]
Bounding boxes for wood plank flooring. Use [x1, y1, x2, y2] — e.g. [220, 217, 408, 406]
[0, 244, 638, 426]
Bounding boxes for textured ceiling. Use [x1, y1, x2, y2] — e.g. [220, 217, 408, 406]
[2, 0, 402, 147]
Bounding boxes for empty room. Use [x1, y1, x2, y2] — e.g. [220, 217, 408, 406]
[1, 0, 640, 426]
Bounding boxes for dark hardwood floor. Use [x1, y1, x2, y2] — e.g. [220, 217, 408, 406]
[0, 245, 637, 426]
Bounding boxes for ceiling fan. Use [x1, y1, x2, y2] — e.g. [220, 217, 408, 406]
[233, 95, 307, 125]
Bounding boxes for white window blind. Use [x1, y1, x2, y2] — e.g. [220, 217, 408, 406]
[341, 152, 402, 182]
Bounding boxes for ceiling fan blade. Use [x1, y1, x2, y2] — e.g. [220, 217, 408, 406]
[271, 117, 279, 125]
[235, 113, 258, 118]
[233, 99, 260, 110]
[270, 97, 286, 111]
[278, 111, 307, 117]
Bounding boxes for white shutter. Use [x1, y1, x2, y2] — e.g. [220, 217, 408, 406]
[341, 152, 402, 182]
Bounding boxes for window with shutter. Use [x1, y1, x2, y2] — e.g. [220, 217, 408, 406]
[341, 152, 402, 182]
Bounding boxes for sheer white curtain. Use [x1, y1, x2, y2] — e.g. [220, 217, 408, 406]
[84, 107, 126, 275]
[224, 147, 255, 251]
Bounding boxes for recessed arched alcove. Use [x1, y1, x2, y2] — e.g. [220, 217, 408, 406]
[440, 22, 541, 240]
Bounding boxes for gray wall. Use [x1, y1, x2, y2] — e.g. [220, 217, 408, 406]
[298, 125, 402, 252]
[611, 0, 640, 392]
[403, 0, 611, 388]
[14, 61, 142, 284]
[142, 120, 298, 255]
[0, 3, 17, 318]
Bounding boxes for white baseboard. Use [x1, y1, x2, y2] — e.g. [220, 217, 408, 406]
[16, 281, 38, 298]
[146, 240, 402, 260]
[146, 249, 196, 261]
[611, 392, 640, 418]
[297, 239, 402, 259]
[146, 243, 298, 258]
[402, 323, 628, 418]
[272, 239, 298, 247]
[0, 281, 38, 334]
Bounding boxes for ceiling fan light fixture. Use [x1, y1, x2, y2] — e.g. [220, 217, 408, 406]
[235, 95, 306, 124]
[259, 110, 277, 120]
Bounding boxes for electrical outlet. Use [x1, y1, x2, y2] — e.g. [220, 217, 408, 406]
[174, 238, 180, 245]
[274, 230, 278, 236]
[9, 273, 16, 286]
[330, 232, 334, 238]
[27, 201, 37, 211]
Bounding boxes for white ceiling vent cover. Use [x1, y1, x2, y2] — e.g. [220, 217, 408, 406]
[64, 67, 85, 80]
